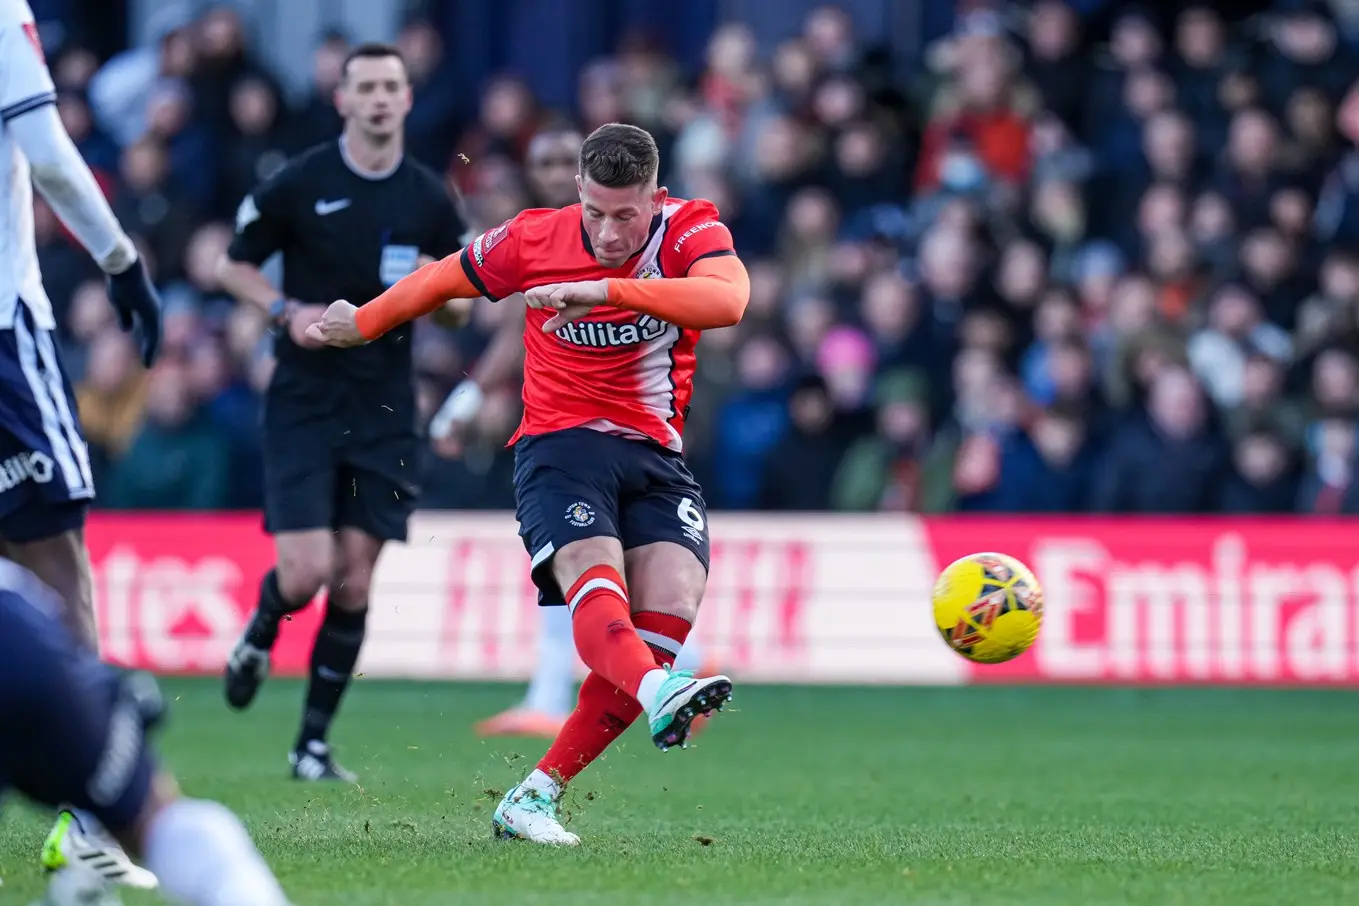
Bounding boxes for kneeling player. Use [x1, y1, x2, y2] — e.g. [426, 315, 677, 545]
[305, 123, 749, 844]
[0, 559, 291, 906]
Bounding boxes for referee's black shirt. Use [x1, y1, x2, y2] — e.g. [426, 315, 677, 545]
[227, 140, 466, 393]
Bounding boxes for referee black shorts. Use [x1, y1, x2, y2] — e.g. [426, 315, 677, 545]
[261, 372, 420, 542]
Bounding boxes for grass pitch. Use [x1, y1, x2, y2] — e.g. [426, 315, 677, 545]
[1, 680, 1356, 905]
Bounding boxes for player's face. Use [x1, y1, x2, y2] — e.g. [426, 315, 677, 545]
[336, 56, 413, 141]
[577, 176, 668, 268]
[527, 134, 584, 209]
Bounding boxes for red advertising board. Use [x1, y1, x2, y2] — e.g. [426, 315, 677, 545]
[83, 512, 1359, 686]
[923, 518, 1359, 685]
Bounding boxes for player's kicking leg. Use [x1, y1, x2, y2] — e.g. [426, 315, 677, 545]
[493, 538, 730, 845]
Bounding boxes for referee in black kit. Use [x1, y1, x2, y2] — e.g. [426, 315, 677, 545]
[215, 42, 468, 781]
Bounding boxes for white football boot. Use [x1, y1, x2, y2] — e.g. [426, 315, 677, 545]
[38, 810, 157, 905]
[492, 784, 580, 846]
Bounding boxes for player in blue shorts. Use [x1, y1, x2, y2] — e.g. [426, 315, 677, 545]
[0, 558, 291, 906]
[0, 0, 162, 886]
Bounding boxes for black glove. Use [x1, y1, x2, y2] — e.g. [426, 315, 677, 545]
[106, 257, 163, 367]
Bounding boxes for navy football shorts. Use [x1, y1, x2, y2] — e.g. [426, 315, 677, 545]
[0, 304, 93, 542]
[512, 428, 711, 606]
[0, 569, 158, 832]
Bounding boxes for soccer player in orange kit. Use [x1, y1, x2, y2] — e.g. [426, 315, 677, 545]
[307, 122, 749, 844]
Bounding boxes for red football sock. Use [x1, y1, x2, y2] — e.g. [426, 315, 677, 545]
[536, 671, 641, 784]
[632, 611, 693, 670]
[534, 612, 694, 785]
[566, 566, 656, 699]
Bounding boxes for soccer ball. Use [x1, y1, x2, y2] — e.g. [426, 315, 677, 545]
[932, 552, 1043, 664]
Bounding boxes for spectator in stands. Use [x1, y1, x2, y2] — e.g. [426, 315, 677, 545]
[832, 370, 929, 511]
[75, 329, 148, 490]
[1188, 284, 1293, 409]
[44, 2, 1359, 516]
[1024, 0, 1086, 131]
[711, 334, 792, 510]
[290, 30, 349, 151]
[1220, 424, 1301, 513]
[215, 77, 288, 220]
[87, 3, 194, 145]
[987, 403, 1097, 512]
[103, 362, 232, 510]
[396, 19, 460, 167]
[113, 137, 197, 282]
[916, 17, 1036, 195]
[1093, 367, 1229, 513]
[759, 375, 850, 511]
[1222, 352, 1307, 447]
[1296, 413, 1359, 513]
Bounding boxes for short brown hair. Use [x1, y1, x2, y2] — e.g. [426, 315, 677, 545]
[579, 123, 659, 188]
[342, 42, 407, 81]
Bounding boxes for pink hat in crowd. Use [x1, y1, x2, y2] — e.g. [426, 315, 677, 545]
[817, 326, 877, 374]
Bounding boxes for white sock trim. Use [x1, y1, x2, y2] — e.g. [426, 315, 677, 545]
[635, 628, 682, 656]
[567, 576, 626, 614]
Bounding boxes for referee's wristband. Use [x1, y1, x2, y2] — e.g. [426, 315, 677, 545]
[267, 297, 293, 326]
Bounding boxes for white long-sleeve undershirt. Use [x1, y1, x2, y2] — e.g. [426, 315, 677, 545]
[7, 101, 135, 274]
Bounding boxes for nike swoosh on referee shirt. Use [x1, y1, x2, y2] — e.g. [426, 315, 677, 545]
[315, 199, 352, 216]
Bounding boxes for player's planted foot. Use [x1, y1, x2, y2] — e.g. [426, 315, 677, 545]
[289, 740, 358, 783]
[41, 810, 159, 895]
[223, 619, 272, 711]
[641, 668, 733, 751]
[492, 780, 580, 846]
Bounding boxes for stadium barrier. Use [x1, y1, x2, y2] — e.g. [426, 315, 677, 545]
[87, 512, 1359, 686]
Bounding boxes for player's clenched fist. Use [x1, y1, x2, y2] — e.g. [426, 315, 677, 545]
[525, 279, 608, 332]
[304, 300, 366, 347]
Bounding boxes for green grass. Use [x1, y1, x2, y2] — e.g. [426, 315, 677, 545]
[2, 680, 1357, 905]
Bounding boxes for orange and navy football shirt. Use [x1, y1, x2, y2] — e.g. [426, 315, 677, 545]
[461, 199, 735, 452]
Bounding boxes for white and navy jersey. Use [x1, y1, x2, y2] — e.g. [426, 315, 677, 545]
[0, 0, 55, 329]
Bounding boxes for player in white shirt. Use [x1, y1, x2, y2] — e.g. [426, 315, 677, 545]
[0, 1, 163, 902]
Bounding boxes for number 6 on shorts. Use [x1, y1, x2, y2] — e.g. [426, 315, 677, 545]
[676, 496, 705, 531]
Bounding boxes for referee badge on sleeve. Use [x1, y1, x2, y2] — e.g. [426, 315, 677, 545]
[380, 244, 420, 286]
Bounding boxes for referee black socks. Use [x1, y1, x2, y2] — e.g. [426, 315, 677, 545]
[297, 606, 368, 748]
[246, 568, 308, 650]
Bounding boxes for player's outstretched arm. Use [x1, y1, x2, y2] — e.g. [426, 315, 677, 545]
[306, 253, 481, 346]
[7, 104, 162, 364]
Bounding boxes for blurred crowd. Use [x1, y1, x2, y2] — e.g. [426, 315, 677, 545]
[34, 1, 1359, 514]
